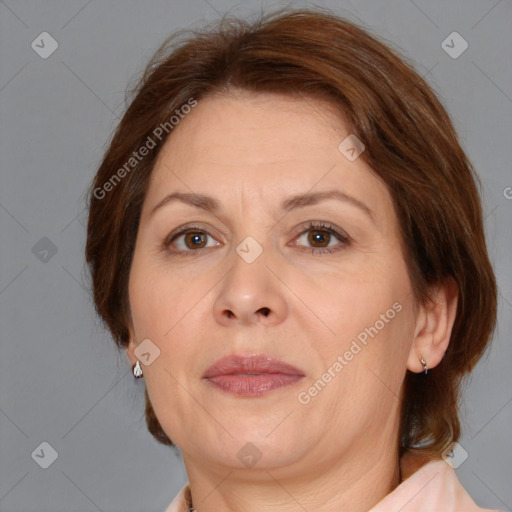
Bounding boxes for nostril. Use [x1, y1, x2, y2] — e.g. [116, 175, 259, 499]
[259, 307, 270, 316]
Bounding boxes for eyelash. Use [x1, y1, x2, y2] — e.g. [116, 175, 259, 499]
[162, 221, 351, 257]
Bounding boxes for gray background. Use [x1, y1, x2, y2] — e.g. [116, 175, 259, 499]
[0, 0, 511, 510]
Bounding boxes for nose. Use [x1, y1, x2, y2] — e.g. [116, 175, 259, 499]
[212, 248, 288, 327]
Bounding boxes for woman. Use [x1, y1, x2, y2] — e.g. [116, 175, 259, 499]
[85, 8, 500, 512]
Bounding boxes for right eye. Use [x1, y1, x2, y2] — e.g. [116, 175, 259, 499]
[163, 226, 221, 255]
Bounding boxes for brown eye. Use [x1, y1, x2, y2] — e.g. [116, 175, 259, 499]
[307, 229, 332, 248]
[164, 226, 220, 255]
[183, 231, 208, 249]
[294, 222, 350, 255]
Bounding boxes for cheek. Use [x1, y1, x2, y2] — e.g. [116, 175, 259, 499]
[129, 271, 165, 337]
[311, 276, 405, 342]
[338, 296, 415, 408]
[315, 300, 414, 427]
[128, 255, 186, 340]
[308, 259, 414, 375]
[128, 255, 219, 365]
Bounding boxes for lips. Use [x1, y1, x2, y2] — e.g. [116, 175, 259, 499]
[203, 354, 305, 396]
[203, 354, 304, 378]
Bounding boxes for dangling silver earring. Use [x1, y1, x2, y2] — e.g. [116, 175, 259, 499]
[420, 355, 429, 375]
[133, 360, 143, 379]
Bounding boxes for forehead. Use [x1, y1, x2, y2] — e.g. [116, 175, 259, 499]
[157, 91, 348, 166]
[143, 91, 392, 223]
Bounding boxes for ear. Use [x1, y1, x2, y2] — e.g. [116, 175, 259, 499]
[407, 277, 459, 373]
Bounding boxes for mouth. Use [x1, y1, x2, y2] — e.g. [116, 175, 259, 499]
[203, 354, 305, 397]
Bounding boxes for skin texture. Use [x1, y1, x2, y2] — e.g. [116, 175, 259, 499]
[126, 91, 458, 512]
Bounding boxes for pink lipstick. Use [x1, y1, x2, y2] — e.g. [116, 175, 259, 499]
[203, 354, 305, 397]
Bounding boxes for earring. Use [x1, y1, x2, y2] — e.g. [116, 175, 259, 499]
[132, 360, 143, 379]
[420, 355, 429, 375]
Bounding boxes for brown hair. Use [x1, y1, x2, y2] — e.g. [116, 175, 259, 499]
[85, 8, 497, 456]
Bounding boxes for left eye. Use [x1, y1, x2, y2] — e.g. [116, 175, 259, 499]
[293, 223, 350, 254]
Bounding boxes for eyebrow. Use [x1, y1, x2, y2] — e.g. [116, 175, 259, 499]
[150, 190, 375, 222]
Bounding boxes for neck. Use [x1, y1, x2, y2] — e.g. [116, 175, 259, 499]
[182, 441, 401, 512]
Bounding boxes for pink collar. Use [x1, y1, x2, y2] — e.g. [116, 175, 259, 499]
[368, 452, 498, 511]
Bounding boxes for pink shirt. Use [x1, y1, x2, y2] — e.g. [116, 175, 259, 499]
[165, 452, 501, 511]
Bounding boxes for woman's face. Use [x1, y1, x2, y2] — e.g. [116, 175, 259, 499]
[127, 91, 418, 474]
